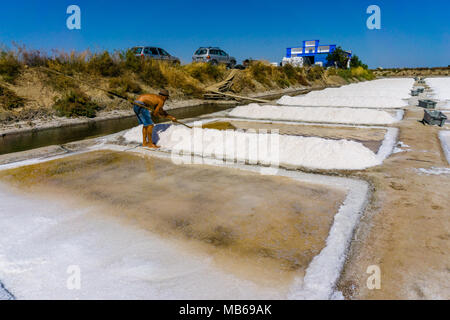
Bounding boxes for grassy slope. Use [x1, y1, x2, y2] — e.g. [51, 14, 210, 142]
[0, 50, 375, 123]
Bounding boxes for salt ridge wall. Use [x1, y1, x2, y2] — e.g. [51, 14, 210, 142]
[228, 104, 402, 125]
[439, 131, 450, 165]
[426, 77, 450, 101]
[278, 78, 414, 108]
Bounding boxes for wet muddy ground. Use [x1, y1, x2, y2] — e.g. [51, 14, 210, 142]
[0, 150, 346, 286]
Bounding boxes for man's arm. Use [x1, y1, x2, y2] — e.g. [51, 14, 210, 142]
[154, 100, 177, 122]
[153, 100, 165, 115]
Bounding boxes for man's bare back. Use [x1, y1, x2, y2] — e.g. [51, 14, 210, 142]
[133, 90, 176, 148]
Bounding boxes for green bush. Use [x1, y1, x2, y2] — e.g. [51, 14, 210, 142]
[281, 64, 296, 80]
[0, 51, 22, 83]
[350, 55, 368, 69]
[183, 63, 226, 83]
[53, 90, 101, 118]
[327, 46, 350, 69]
[20, 49, 48, 67]
[283, 65, 309, 86]
[139, 59, 168, 87]
[307, 65, 324, 81]
[247, 61, 272, 87]
[337, 69, 352, 81]
[88, 51, 121, 77]
[121, 50, 141, 72]
[43, 73, 79, 92]
[180, 82, 203, 98]
[231, 72, 256, 92]
[0, 85, 26, 109]
[109, 76, 142, 96]
[336, 67, 375, 82]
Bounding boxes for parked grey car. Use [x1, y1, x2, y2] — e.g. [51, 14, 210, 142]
[132, 46, 180, 64]
[192, 47, 236, 68]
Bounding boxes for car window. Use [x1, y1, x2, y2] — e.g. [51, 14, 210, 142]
[159, 48, 169, 56]
[195, 49, 207, 55]
[149, 47, 159, 55]
[220, 50, 228, 56]
[210, 49, 218, 55]
[133, 47, 143, 54]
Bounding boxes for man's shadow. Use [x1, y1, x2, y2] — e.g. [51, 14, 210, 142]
[152, 123, 172, 144]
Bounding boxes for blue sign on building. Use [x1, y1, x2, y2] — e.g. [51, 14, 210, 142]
[285, 40, 352, 67]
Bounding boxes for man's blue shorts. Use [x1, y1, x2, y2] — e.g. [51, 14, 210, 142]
[133, 101, 154, 127]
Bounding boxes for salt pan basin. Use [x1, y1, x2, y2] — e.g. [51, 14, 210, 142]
[426, 77, 450, 104]
[0, 150, 368, 299]
[122, 123, 396, 170]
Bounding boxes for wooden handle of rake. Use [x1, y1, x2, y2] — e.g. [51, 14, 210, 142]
[172, 119, 192, 129]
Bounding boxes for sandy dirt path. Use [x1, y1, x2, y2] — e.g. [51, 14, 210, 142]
[338, 106, 450, 299]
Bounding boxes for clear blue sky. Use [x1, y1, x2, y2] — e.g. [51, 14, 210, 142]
[0, 0, 448, 68]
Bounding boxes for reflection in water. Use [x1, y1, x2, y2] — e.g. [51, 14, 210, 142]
[0, 151, 345, 284]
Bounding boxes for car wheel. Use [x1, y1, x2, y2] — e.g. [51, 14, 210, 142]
[210, 60, 218, 66]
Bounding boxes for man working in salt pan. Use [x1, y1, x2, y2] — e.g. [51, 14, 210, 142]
[133, 89, 177, 148]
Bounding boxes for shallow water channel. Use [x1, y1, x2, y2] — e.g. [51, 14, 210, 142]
[1, 103, 233, 155]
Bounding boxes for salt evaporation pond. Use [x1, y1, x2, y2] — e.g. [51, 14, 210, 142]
[122, 122, 396, 170]
[277, 78, 414, 108]
[426, 77, 450, 109]
[0, 150, 368, 299]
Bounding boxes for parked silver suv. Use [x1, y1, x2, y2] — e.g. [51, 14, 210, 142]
[132, 46, 180, 64]
[192, 47, 236, 68]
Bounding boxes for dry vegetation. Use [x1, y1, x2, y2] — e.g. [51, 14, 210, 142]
[373, 66, 450, 78]
[0, 47, 373, 123]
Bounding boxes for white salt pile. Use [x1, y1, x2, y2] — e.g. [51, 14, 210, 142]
[228, 104, 402, 125]
[426, 78, 450, 107]
[439, 131, 450, 165]
[278, 78, 414, 108]
[123, 125, 384, 170]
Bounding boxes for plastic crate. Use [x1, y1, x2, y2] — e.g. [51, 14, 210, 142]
[416, 87, 425, 93]
[418, 99, 437, 109]
[423, 110, 447, 127]
[411, 90, 419, 96]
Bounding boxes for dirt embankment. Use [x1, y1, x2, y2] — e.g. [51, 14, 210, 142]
[0, 64, 356, 136]
[338, 106, 450, 300]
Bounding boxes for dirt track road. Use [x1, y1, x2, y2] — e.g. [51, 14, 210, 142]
[338, 106, 450, 299]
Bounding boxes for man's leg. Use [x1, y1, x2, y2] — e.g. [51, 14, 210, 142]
[146, 125, 160, 148]
[142, 126, 148, 146]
